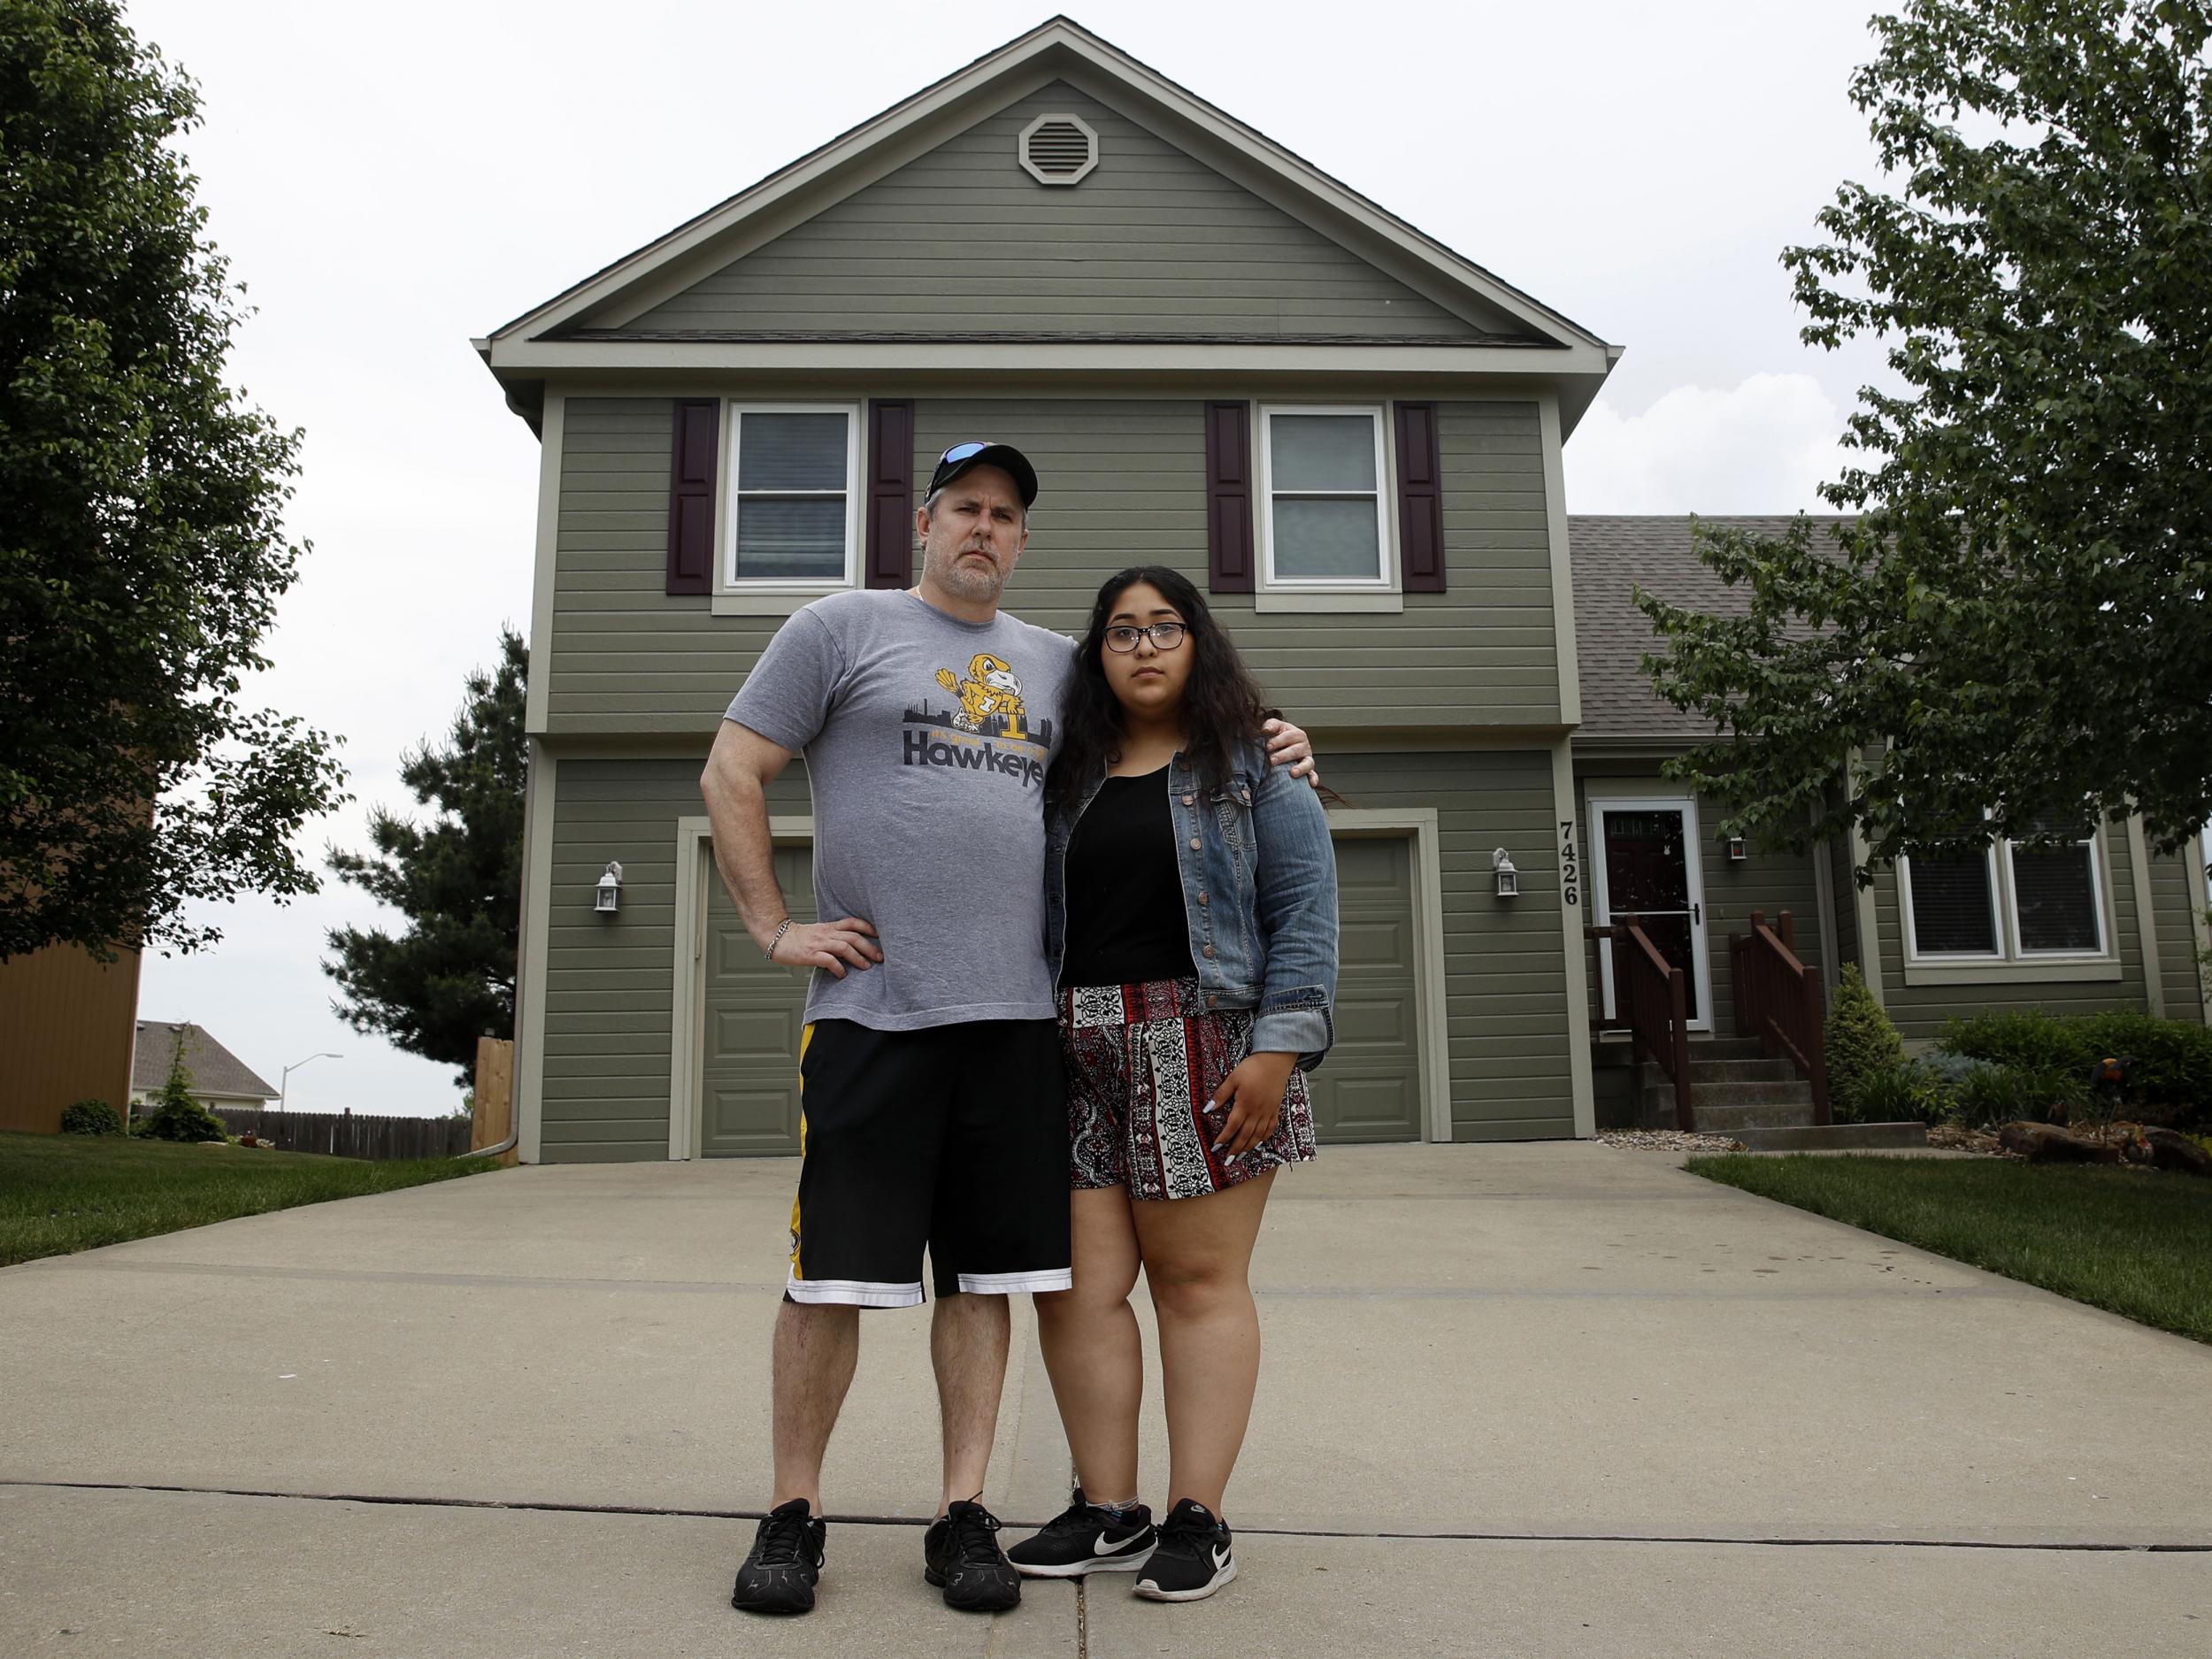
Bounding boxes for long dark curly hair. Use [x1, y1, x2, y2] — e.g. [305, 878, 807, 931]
[1047, 565, 1273, 802]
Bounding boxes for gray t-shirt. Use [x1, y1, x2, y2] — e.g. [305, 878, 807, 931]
[726, 589, 1076, 1030]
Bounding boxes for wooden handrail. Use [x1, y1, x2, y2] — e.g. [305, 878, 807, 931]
[1728, 909, 1831, 1125]
[1586, 916, 1695, 1131]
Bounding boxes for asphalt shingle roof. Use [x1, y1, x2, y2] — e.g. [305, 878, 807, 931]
[1568, 515, 1856, 740]
[132, 1021, 278, 1101]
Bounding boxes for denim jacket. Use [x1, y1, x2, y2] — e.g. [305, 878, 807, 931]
[1045, 737, 1339, 1070]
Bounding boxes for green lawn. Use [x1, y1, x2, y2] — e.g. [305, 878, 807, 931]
[1688, 1154, 2212, 1343]
[0, 1132, 499, 1268]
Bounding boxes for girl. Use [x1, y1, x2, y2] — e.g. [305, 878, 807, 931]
[1011, 565, 1338, 1602]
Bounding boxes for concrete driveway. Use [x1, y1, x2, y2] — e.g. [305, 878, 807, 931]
[3, 1142, 2206, 1656]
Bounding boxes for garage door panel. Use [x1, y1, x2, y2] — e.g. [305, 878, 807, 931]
[699, 843, 814, 1157]
[1304, 834, 1422, 1144]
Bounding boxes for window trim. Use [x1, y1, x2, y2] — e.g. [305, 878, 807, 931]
[718, 400, 864, 595]
[1899, 821, 2117, 979]
[1256, 403, 1396, 594]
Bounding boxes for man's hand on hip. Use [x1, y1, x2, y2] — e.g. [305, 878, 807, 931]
[772, 917, 883, 977]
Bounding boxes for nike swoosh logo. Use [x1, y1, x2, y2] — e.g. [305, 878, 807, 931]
[1211, 1544, 1231, 1570]
[1095, 1530, 1142, 1555]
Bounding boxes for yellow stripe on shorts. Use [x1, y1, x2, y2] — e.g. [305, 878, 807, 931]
[789, 1022, 813, 1279]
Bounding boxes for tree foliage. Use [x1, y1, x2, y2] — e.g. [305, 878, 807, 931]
[0, 0, 348, 961]
[324, 629, 526, 1087]
[1640, 0, 2212, 867]
[134, 1037, 227, 1142]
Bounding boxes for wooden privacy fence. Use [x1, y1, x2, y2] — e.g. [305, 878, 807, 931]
[472, 1036, 518, 1166]
[211, 1107, 472, 1160]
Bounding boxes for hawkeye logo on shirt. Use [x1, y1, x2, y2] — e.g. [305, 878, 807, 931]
[902, 654, 1053, 787]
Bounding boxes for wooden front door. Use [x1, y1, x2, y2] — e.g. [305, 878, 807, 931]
[1591, 799, 1712, 1029]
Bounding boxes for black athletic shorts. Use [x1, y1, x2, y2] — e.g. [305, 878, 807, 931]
[784, 1018, 1071, 1309]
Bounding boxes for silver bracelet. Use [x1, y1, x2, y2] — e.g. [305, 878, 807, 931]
[764, 918, 795, 962]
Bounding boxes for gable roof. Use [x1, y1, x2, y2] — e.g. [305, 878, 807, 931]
[1570, 515, 1856, 741]
[132, 1021, 279, 1101]
[479, 17, 1618, 421]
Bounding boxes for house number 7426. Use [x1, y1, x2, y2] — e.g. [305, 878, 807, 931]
[1560, 820, 1579, 906]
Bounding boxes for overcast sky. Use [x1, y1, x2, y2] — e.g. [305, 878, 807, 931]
[124, 0, 1900, 1116]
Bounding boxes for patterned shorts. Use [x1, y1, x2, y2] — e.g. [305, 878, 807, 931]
[1059, 977, 1318, 1202]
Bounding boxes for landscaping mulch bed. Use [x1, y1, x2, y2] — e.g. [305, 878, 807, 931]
[1599, 1128, 1748, 1154]
[0, 1132, 499, 1268]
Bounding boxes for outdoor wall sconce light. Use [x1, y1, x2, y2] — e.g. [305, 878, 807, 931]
[595, 861, 624, 914]
[1491, 848, 1519, 900]
[1726, 836, 1747, 862]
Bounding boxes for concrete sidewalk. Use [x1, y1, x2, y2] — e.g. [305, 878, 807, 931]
[4, 1143, 2207, 1656]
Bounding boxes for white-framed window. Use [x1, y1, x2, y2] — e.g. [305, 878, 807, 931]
[1901, 818, 2108, 963]
[1257, 405, 1393, 591]
[721, 403, 862, 591]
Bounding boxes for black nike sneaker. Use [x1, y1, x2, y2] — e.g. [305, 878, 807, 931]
[731, 1498, 826, 1615]
[923, 1498, 1022, 1612]
[1006, 1486, 1157, 1578]
[1133, 1498, 1235, 1602]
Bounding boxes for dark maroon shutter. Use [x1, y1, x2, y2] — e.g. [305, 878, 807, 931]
[665, 398, 718, 595]
[1205, 401, 1255, 593]
[864, 400, 915, 589]
[1394, 402, 1445, 594]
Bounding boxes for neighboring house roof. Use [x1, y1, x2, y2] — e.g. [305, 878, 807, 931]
[1569, 515, 1856, 741]
[131, 1022, 278, 1101]
[477, 16, 1619, 427]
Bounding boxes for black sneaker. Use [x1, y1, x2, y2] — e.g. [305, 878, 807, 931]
[1007, 1486, 1157, 1578]
[731, 1498, 826, 1615]
[923, 1498, 1022, 1612]
[1133, 1498, 1235, 1602]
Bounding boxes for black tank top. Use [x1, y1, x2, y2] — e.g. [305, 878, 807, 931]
[1059, 765, 1198, 988]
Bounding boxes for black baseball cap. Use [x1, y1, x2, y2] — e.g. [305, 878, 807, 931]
[929, 441, 1038, 506]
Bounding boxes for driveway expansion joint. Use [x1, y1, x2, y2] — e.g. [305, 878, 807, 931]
[9, 1482, 2205, 1554]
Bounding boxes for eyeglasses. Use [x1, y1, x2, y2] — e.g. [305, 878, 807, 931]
[1103, 622, 1188, 653]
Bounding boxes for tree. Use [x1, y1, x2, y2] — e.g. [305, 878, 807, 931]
[0, 1, 349, 960]
[1640, 0, 2212, 869]
[134, 1034, 227, 1142]
[324, 629, 526, 1087]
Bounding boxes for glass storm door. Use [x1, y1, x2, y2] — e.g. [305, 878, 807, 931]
[1592, 799, 1711, 1029]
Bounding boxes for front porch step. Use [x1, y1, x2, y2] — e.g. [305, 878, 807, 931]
[1682, 1101, 1815, 1133]
[1644, 1079, 1813, 1115]
[1687, 1058, 1800, 1086]
[1685, 1038, 1768, 1061]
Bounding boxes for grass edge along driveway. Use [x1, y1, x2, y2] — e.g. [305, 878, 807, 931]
[1, 1132, 499, 1268]
[1687, 1153, 2212, 1345]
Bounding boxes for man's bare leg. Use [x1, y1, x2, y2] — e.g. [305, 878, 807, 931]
[931, 1291, 1010, 1513]
[771, 1300, 860, 1510]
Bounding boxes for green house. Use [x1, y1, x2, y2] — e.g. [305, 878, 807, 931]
[479, 19, 2208, 1162]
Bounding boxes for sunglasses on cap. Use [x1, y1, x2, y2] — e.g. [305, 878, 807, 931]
[928, 441, 1039, 506]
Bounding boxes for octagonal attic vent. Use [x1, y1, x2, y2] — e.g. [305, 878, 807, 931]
[1019, 113, 1098, 184]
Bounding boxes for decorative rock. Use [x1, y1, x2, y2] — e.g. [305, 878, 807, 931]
[1997, 1122, 2121, 1164]
[2139, 1127, 2211, 1178]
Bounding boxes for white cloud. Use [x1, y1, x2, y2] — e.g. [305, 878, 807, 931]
[1565, 373, 1854, 515]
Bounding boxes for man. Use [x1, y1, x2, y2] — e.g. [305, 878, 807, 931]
[700, 441, 1312, 1617]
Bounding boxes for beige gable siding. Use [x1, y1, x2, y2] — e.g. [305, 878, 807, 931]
[548, 395, 1562, 736]
[1325, 749, 1575, 1140]
[541, 757, 812, 1162]
[1871, 821, 2149, 1044]
[624, 82, 1511, 341]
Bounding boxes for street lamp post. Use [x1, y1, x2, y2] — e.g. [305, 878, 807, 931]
[280, 1052, 342, 1111]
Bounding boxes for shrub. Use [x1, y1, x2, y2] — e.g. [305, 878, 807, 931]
[1826, 964, 1907, 1118]
[1951, 1064, 2084, 1129]
[1852, 1064, 1951, 1125]
[134, 1047, 228, 1144]
[1939, 1009, 2212, 1129]
[59, 1099, 126, 1136]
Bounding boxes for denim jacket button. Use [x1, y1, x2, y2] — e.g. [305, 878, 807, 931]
[1201, 944, 1215, 958]
[1188, 837, 1202, 851]
[1207, 995, 1218, 1007]
[1182, 795, 1194, 806]
[1197, 891, 1209, 905]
